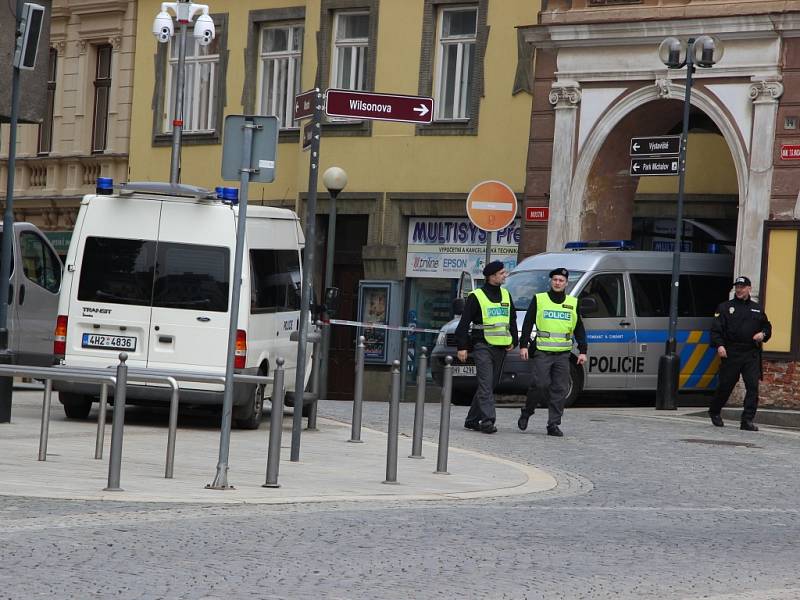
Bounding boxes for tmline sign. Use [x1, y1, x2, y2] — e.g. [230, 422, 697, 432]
[629, 135, 682, 177]
[325, 89, 434, 124]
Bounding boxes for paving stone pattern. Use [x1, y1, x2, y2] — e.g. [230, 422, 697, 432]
[2, 401, 800, 599]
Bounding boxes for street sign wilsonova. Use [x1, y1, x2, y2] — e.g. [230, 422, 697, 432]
[325, 89, 434, 124]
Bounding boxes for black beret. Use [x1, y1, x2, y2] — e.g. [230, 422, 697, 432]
[549, 268, 569, 279]
[483, 260, 505, 277]
[734, 275, 751, 286]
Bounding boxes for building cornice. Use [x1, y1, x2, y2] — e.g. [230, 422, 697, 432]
[523, 14, 800, 48]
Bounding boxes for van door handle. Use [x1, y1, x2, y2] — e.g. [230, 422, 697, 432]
[619, 320, 631, 327]
[18, 284, 25, 306]
[158, 335, 173, 343]
[197, 316, 210, 322]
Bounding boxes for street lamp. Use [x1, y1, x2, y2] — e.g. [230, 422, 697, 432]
[319, 166, 348, 403]
[152, 1, 216, 184]
[655, 35, 724, 410]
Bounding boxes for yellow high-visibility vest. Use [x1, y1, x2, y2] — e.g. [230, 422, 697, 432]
[471, 288, 513, 347]
[535, 292, 577, 352]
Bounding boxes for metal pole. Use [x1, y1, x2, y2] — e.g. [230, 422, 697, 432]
[409, 347, 428, 459]
[320, 189, 338, 405]
[95, 383, 109, 459]
[399, 333, 409, 403]
[263, 357, 285, 488]
[484, 232, 492, 270]
[169, 16, 189, 184]
[349, 335, 365, 443]
[165, 384, 180, 478]
[105, 353, 129, 491]
[37, 379, 53, 461]
[384, 360, 401, 484]
[291, 88, 322, 462]
[307, 336, 320, 430]
[209, 117, 256, 489]
[435, 356, 453, 475]
[0, 0, 24, 423]
[656, 40, 695, 412]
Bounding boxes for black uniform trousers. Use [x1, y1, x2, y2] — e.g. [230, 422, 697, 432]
[465, 343, 506, 425]
[709, 349, 760, 422]
[522, 350, 571, 426]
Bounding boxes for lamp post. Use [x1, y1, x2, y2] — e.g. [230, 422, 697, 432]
[153, 1, 215, 184]
[319, 166, 348, 403]
[655, 35, 724, 410]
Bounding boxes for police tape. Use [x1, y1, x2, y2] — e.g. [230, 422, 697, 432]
[326, 318, 441, 335]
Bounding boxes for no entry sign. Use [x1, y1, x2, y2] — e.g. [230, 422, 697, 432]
[466, 181, 518, 232]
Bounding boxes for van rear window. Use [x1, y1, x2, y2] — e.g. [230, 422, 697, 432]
[78, 237, 229, 312]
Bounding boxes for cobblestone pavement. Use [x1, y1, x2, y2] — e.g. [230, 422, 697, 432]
[2, 400, 800, 600]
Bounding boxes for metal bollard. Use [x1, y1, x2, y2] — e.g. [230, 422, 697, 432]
[165, 381, 180, 479]
[349, 335, 366, 443]
[95, 383, 109, 459]
[435, 356, 453, 475]
[409, 347, 428, 459]
[264, 357, 286, 488]
[307, 336, 321, 431]
[399, 333, 409, 403]
[105, 353, 128, 491]
[384, 360, 401, 484]
[318, 321, 331, 403]
[38, 379, 53, 461]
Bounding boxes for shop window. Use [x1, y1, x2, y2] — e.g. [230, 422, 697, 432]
[761, 223, 800, 358]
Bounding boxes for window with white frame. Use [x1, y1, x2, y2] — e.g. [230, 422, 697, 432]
[258, 24, 304, 129]
[434, 6, 477, 121]
[163, 31, 220, 133]
[331, 11, 369, 90]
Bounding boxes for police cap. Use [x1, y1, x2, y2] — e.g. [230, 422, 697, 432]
[549, 268, 569, 279]
[483, 260, 505, 277]
[733, 276, 751, 287]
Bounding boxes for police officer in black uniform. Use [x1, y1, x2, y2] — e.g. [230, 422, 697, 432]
[709, 276, 772, 431]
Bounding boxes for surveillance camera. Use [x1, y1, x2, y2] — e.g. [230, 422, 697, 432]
[152, 10, 174, 43]
[193, 13, 215, 47]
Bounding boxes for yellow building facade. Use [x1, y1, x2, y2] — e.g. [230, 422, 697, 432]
[129, 0, 537, 396]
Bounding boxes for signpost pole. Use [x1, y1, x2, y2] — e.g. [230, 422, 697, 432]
[484, 234, 492, 272]
[290, 89, 322, 462]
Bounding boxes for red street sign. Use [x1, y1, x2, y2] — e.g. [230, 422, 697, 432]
[781, 144, 800, 160]
[294, 89, 318, 121]
[325, 89, 434, 124]
[525, 206, 549, 222]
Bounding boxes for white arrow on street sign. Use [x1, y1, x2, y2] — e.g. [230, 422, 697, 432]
[633, 143, 640, 151]
[413, 104, 429, 117]
[633, 163, 640, 172]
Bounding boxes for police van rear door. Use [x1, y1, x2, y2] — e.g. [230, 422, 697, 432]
[577, 273, 633, 390]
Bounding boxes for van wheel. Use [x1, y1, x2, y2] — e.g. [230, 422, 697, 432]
[60, 393, 93, 419]
[564, 362, 584, 408]
[233, 382, 264, 430]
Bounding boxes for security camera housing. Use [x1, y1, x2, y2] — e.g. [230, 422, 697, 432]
[152, 11, 174, 43]
[193, 13, 215, 47]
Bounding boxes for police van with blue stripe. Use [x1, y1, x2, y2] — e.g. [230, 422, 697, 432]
[430, 242, 733, 406]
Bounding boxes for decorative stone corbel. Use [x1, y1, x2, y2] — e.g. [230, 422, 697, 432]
[108, 36, 122, 51]
[655, 77, 671, 99]
[77, 39, 88, 54]
[749, 80, 784, 104]
[548, 81, 581, 109]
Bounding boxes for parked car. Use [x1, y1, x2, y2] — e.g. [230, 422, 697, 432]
[53, 181, 311, 428]
[431, 244, 733, 406]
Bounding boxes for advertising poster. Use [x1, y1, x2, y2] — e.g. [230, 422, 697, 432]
[406, 217, 521, 279]
[358, 282, 390, 362]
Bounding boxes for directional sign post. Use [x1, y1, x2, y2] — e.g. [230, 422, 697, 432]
[294, 89, 317, 121]
[630, 158, 680, 176]
[629, 135, 682, 157]
[325, 89, 434, 124]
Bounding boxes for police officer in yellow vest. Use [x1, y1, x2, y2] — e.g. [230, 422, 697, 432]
[518, 268, 587, 437]
[455, 261, 518, 434]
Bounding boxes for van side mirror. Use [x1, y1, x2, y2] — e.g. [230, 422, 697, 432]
[452, 297, 465, 316]
[324, 286, 341, 318]
[578, 297, 598, 316]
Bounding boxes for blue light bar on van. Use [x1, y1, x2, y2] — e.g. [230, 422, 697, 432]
[221, 187, 239, 205]
[96, 177, 114, 195]
[215, 186, 224, 199]
[565, 240, 634, 251]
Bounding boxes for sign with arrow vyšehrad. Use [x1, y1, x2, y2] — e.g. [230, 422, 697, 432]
[325, 89, 434, 124]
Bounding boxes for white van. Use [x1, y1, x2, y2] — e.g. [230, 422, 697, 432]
[54, 182, 311, 428]
[1, 222, 62, 365]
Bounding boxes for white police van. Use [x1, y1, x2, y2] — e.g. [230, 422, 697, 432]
[431, 241, 733, 405]
[54, 180, 311, 428]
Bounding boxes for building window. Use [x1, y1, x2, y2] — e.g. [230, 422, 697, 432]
[434, 6, 477, 121]
[331, 11, 369, 90]
[258, 24, 304, 129]
[761, 222, 800, 359]
[37, 47, 57, 155]
[92, 44, 112, 153]
[164, 27, 221, 134]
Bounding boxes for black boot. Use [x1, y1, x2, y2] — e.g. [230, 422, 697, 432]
[546, 424, 563, 437]
[709, 412, 724, 427]
[740, 420, 759, 431]
[518, 412, 530, 431]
